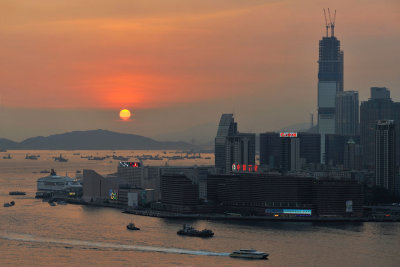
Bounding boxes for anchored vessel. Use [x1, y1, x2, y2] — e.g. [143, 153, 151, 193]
[4, 201, 15, 207]
[229, 249, 269, 259]
[126, 222, 140, 231]
[9, 191, 26, 195]
[177, 224, 214, 237]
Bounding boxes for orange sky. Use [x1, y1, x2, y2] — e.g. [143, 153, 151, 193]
[0, 0, 399, 141]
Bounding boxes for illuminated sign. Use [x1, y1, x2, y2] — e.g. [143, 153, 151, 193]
[280, 132, 298, 138]
[232, 163, 259, 172]
[109, 189, 118, 200]
[265, 208, 312, 216]
[119, 162, 141, 168]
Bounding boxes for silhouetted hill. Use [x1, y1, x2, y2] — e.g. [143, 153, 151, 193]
[0, 138, 19, 150]
[1, 130, 198, 150]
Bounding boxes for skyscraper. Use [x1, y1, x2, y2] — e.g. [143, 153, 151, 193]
[335, 91, 359, 135]
[371, 87, 390, 100]
[281, 137, 301, 172]
[260, 132, 320, 170]
[375, 120, 398, 194]
[360, 87, 400, 168]
[318, 14, 344, 163]
[344, 138, 362, 170]
[297, 133, 321, 165]
[215, 114, 255, 174]
[259, 132, 281, 169]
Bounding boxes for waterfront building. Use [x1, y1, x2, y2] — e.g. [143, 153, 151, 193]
[160, 166, 212, 201]
[117, 162, 161, 199]
[214, 114, 255, 174]
[208, 173, 313, 215]
[317, 20, 344, 163]
[207, 173, 363, 217]
[312, 179, 363, 217]
[360, 87, 400, 167]
[159, 174, 199, 213]
[335, 91, 359, 136]
[375, 120, 398, 194]
[82, 170, 120, 203]
[118, 188, 157, 208]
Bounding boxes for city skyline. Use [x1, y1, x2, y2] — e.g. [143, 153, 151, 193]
[0, 0, 399, 142]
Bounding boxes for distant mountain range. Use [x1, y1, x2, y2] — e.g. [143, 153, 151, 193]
[0, 129, 198, 150]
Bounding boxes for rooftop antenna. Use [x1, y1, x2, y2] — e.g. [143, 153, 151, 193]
[323, 8, 329, 37]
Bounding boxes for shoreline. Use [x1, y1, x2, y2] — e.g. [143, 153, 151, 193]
[63, 198, 400, 222]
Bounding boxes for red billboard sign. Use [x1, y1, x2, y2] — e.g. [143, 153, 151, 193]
[280, 132, 298, 137]
[232, 163, 259, 172]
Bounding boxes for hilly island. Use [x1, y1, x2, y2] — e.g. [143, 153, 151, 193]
[0, 129, 198, 150]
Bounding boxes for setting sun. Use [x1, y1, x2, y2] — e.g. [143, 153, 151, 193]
[119, 109, 131, 121]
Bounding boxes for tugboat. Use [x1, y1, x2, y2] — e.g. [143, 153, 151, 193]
[177, 224, 214, 238]
[126, 222, 140, 231]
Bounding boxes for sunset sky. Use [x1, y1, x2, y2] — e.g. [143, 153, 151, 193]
[0, 0, 399, 142]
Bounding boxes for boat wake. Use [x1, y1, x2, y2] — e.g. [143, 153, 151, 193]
[1, 232, 229, 257]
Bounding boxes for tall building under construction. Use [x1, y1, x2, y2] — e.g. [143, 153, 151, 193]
[318, 9, 344, 163]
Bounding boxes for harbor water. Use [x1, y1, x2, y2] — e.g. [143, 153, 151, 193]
[1, 150, 400, 266]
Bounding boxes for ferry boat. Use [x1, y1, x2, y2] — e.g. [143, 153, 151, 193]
[177, 224, 214, 238]
[229, 249, 269, 259]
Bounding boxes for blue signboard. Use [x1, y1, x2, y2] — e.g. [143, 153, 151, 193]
[265, 208, 312, 216]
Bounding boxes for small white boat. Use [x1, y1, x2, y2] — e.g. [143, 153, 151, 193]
[229, 249, 268, 259]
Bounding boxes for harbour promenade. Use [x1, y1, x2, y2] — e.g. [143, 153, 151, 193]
[62, 198, 400, 222]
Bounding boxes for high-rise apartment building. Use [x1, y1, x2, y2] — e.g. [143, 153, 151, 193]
[318, 21, 344, 163]
[215, 114, 255, 174]
[335, 91, 359, 135]
[375, 120, 398, 194]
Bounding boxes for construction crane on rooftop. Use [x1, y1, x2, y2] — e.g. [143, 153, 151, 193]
[323, 8, 336, 37]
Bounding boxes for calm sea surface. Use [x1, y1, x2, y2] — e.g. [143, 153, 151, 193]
[1, 150, 399, 267]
